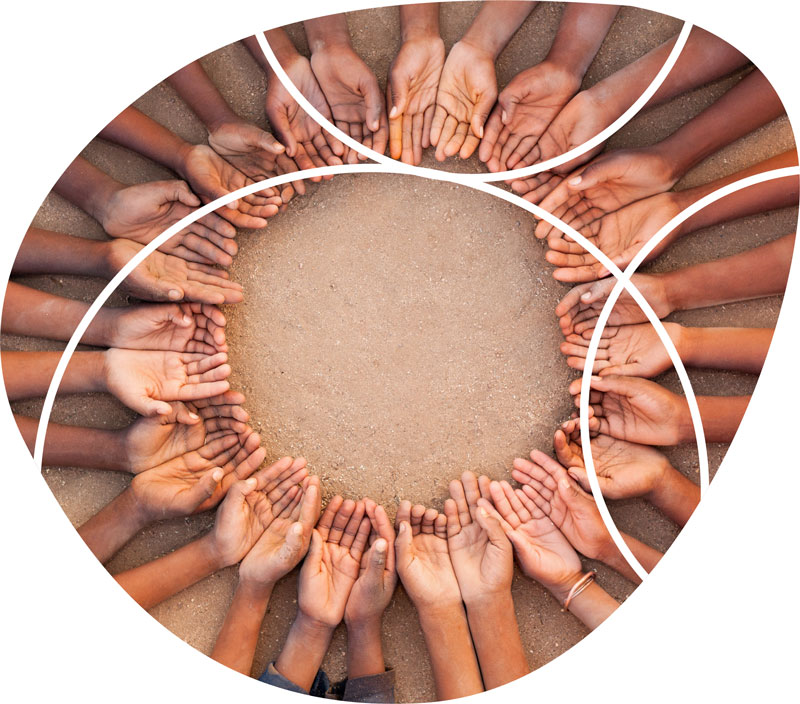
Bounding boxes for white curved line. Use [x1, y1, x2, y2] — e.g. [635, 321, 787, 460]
[34, 160, 719, 585]
[255, 22, 692, 184]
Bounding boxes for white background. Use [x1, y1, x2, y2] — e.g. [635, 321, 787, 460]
[0, 0, 797, 701]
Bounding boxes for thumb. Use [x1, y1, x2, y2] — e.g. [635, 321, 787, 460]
[279, 522, 307, 565]
[394, 520, 413, 559]
[558, 474, 586, 507]
[388, 74, 410, 119]
[566, 465, 592, 493]
[140, 397, 173, 417]
[364, 538, 388, 581]
[470, 94, 495, 139]
[475, 505, 509, 546]
[256, 129, 286, 155]
[306, 529, 324, 568]
[566, 161, 606, 192]
[268, 107, 299, 157]
[362, 76, 384, 133]
[188, 467, 224, 507]
[497, 92, 519, 125]
[168, 180, 201, 207]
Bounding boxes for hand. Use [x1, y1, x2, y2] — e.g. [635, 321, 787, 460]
[482, 479, 582, 602]
[443, 471, 513, 604]
[105, 238, 243, 305]
[208, 120, 304, 204]
[553, 426, 672, 501]
[544, 192, 683, 282]
[560, 321, 682, 377]
[387, 33, 445, 164]
[208, 456, 311, 567]
[345, 498, 397, 625]
[511, 450, 616, 563]
[508, 170, 563, 204]
[298, 497, 370, 628]
[535, 147, 679, 240]
[510, 88, 612, 174]
[569, 375, 690, 446]
[310, 44, 388, 163]
[99, 180, 238, 267]
[430, 40, 497, 161]
[394, 500, 461, 609]
[479, 61, 580, 173]
[239, 475, 321, 586]
[265, 53, 344, 175]
[122, 392, 250, 472]
[178, 144, 278, 229]
[104, 302, 227, 354]
[129, 431, 266, 521]
[102, 348, 231, 418]
[555, 272, 672, 338]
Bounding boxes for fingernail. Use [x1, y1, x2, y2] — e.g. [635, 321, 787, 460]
[389, 106, 398, 119]
[568, 176, 582, 186]
[292, 523, 303, 535]
[560, 478, 571, 490]
[501, 110, 507, 123]
[168, 290, 182, 301]
[479, 507, 488, 518]
[188, 412, 199, 420]
[212, 469, 223, 481]
[398, 522, 406, 534]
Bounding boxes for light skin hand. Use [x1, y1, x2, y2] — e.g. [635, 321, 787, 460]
[99, 179, 238, 267]
[104, 238, 243, 305]
[430, 40, 497, 161]
[102, 348, 231, 418]
[444, 471, 513, 603]
[568, 374, 689, 446]
[544, 191, 683, 282]
[560, 320, 680, 377]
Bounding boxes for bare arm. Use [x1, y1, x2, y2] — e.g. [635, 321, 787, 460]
[459, 1, 538, 60]
[210, 581, 273, 674]
[545, 3, 619, 78]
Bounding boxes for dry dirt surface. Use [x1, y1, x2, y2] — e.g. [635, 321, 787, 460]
[4, 2, 796, 702]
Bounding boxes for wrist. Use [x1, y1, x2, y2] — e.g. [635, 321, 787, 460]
[173, 140, 196, 181]
[345, 614, 382, 633]
[197, 531, 230, 572]
[295, 610, 337, 642]
[401, 22, 440, 43]
[462, 586, 513, 612]
[458, 34, 501, 61]
[118, 486, 157, 533]
[87, 306, 120, 348]
[644, 461, 682, 505]
[91, 178, 125, 226]
[544, 569, 585, 605]
[236, 576, 275, 603]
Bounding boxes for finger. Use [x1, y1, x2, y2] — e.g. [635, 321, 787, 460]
[340, 500, 366, 550]
[395, 499, 412, 531]
[410, 503, 426, 535]
[434, 115, 458, 161]
[475, 501, 511, 546]
[444, 121, 468, 157]
[429, 105, 448, 147]
[448, 478, 471, 526]
[488, 480, 521, 527]
[317, 495, 344, 541]
[410, 112, 424, 165]
[364, 537, 389, 582]
[329, 498, 356, 545]
[433, 513, 448, 540]
[478, 105, 504, 163]
[421, 105, 435, 149]
[460, 471, 481, 515]
[444, 498, 461, 538]
[350, 515, 372, 561]
[420, 507, 438, 534]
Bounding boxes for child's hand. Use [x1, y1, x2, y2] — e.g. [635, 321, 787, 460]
[483, 480, 582, 603]
[121, 393, 249, 473]
[479, 61, 580, 173]
[177, 144, 278, 228]
[560, 320, 681, 379]
[265, 53, 344, 174]
[105, 239, 243, 305]
[298, 497, 370, 628]
[394, 500, 461, 610]
[104, 302, 227, 355]
[208, 456, 309, 567]
[568, 375, 689, 446]
[239, 476, 321, 586]
[129, 431, 264, 521]
[553, 427, 672, 501]
[208, 120, 302, 204]
[102, 349, 231, 418]
[511, 450, 617, 564]
[310, 44, 388, 162]
[443, 472, 513, 605]
[387, 33, 445, 164]
[535, 147, 679, 240]
[430, 40, 497, 161]
[100, 179, 237, 266]
[555, 272, 672, 338]
[544, 192, 683, 282]
[344, 498, 397, 626]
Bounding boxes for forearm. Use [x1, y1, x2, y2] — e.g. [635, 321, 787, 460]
[461, 1, 537, 60]
[680, 327, 773, 373]
[78, 488, 151, 563]
[113, 532, 223, 610]
[464, 593, 529, 690]
[2, 350, 106, 400]
[211, 579, 274, 675]
[416, 603, 483, 700]
[664, 233, 795, 311]
[545, 3, 619, 78]
[99, 106, 190, 176]
[680, 395, 750, 444]
[560, 580, 618, 630]
[13, 228, 112, 278]
[646, 27, 747, 107]
[1, 281, 120, 346]
[167, 61, 242, 132]
[672, 151, 799, 238]
[654, 70, 784, 178]
[305, 14, 353, 53]
[399, 3, 440, 41]
[53, 156, 123, 221]
[14, 414, 128, 471]
[647, 466, 700, 527]
[274, 613, 335, 692]
[346, 618, 386, 680]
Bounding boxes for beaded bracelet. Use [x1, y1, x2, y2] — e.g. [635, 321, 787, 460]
[562, 570, 597, 612]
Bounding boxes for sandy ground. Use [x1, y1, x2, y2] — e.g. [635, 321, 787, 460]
[3, 2, 796, 702]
